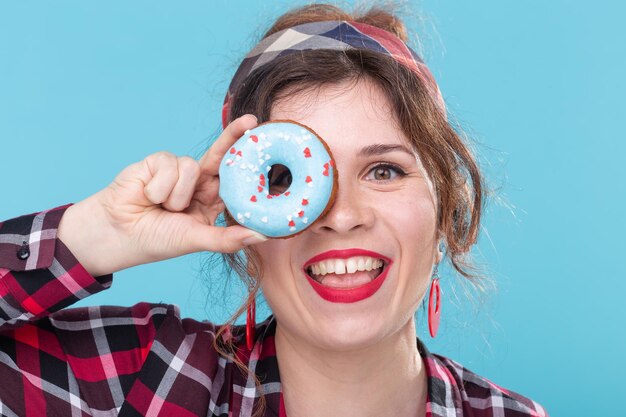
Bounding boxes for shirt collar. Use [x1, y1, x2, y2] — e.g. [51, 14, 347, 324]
[246, 315, 461, 417]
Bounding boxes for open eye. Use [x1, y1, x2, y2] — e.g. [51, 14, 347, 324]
[268, 164, 293, 194]
[365, 164, 406, 181]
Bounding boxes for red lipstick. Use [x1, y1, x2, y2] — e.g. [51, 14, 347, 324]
[303, 249, 392, 303]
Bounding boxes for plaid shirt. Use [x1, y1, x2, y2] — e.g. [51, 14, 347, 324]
[0, 205, 549, 417]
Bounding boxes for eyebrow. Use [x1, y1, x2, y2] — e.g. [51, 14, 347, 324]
[357, 144, 415, 157]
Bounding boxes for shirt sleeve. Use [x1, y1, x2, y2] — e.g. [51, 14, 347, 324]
[0, 204, 112, 332]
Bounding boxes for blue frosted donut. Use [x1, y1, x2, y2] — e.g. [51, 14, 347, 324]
[218, 120, 337, 238]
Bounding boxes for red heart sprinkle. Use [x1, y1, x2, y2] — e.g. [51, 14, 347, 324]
[329, 159, 335, 167]
[267, 195, 273, 199]
[257, 186, 263, 192]
[250, 135, 258, 143]
[288, 220, 296, 227]
[229, 148, 236, 154]
[259, 174, 266, 186]
[305, 176, 312, 183]
[236, 150, 242, 157]
[302, 199, 309, 205]
[298, 210, 304, 217]
[250, 195, 257, 202]
[284, 191, 290, 196]
[322, 163, 329, 176]
[303, 147, 311, 158]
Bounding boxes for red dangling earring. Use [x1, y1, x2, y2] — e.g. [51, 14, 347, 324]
[246, 298, 256, 350]
[428, 266, 441, 338]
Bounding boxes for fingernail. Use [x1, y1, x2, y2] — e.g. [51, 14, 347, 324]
[243, 232, 269, 246]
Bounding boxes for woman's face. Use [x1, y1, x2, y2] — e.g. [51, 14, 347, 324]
[255, 78, 441, 351]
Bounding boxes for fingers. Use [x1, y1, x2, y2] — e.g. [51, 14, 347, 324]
[199, 114, 258, 175]
[185, 223, 269, 254]
[162, 157, 200, 211]
[143, 152, 179, 204]
[143, 152, 201, 211]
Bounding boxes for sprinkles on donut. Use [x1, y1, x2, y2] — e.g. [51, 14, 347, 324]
[219, 120, 337, 238]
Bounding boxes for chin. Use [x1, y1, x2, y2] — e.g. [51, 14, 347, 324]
[306, 310, 392, 352]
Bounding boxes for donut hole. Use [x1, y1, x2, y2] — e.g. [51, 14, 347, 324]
[268, 164, 293, 195]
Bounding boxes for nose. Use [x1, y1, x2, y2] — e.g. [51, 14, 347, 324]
[310, 180, 375, 235]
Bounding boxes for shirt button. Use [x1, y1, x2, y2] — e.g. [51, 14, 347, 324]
[17, 243, 30, 260]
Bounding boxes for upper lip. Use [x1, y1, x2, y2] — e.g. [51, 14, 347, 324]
[303, 248, 392, 269]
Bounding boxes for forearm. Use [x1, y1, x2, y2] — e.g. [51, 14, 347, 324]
[0, 204, 112, 331]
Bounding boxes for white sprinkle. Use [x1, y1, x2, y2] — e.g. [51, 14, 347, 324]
[261, 216, 268, 223]
[244, 212, 251, 219]
[225, 159, 234, 166]
[265, 154, 271, 160]
[289, 227, 296, 232]
[266, 166, 271, 172]
[258, 159, 264, 165]
[286, 215, 292, 221]
[302, 217, 308, 224]
[239, 163, 247, 170]
[237, 213, 243, 220]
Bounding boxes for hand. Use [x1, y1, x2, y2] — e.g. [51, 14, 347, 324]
[58, 114, 267, 276]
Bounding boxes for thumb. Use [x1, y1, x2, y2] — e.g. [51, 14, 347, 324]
[186, 223, 269, 254]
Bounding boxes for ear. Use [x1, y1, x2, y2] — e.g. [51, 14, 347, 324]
[435, 239, 444, 264]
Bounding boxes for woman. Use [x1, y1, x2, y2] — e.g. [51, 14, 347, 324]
[0, 4, 548, 417]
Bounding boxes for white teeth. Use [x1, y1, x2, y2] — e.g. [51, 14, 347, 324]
[365, 257, 373, 271]
[307, 256, 385, 277]
[346, 258, 357, 274]
[357, 257, 366, 270]
[334, 259, 346, 275]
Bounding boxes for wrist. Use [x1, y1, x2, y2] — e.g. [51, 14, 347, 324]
[58, 195, 122, 277]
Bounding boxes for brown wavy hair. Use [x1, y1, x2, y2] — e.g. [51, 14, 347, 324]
[212, 3, 485, 416]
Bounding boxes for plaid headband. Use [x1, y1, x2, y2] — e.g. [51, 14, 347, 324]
[222, 20, 446, 128]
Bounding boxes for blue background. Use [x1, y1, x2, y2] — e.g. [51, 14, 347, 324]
[1, 1, 624, 415]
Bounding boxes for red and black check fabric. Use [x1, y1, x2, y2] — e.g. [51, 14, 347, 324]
[0, 205, 549, 417]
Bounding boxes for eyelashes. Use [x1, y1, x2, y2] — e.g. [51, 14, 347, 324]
[365, 163, 407, 182]
[268, 162, 407, 190]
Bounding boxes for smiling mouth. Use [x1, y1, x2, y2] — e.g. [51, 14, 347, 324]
[305, 256, 386, 288]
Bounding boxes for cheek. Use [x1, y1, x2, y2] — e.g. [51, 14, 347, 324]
[254, 238, 299, 295]
[254, 240, 286, 275]
[380, 191, 437, 242]
[377, 190, 438, 299]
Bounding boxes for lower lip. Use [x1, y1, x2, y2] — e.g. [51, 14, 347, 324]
[304, 266, 390, 303]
